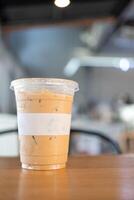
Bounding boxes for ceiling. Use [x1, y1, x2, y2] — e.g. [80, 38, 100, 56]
[0, 0, 132, 26]
[1, 0, 134, 68]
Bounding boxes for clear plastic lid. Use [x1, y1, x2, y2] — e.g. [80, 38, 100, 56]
[10, 78, 79, 95]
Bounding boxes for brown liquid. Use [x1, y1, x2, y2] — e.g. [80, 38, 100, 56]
[16, 90, 73, 170]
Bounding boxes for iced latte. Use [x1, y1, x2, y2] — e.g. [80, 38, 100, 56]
[11, 78, 78, 170]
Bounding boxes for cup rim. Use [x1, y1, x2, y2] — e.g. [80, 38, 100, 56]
[10, 78, 79, 92]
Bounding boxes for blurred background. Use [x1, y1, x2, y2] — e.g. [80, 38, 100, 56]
[0, 0, 134, 156]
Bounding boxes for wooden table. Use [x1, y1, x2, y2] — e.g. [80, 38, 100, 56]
[1, 155, 134, 200]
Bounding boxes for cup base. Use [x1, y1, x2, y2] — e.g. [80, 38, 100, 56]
[22, 163, 66, 170]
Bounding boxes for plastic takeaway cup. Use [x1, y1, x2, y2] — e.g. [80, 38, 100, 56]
[10, 78, 79, 170]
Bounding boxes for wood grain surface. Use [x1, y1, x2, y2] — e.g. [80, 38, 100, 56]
[0, 155, 134, 200]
